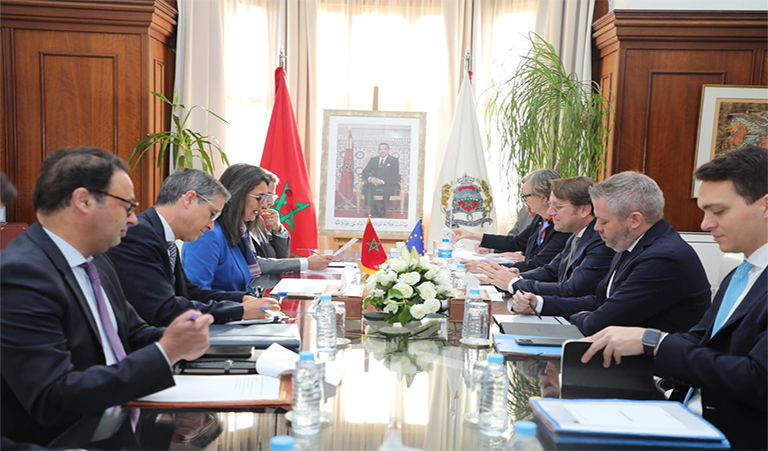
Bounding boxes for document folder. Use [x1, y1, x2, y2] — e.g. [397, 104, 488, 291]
[493, 334, 569, 359]
[560, 341, 661, 400]
[209, 323, 300, 351]
[530, 398, 730, 449]
[499, 322, 584, 339]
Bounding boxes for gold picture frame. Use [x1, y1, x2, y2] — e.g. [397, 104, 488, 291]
[692, 85, 768, 197]
[319, 109, 426, 238]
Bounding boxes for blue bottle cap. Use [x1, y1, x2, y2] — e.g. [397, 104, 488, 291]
[319, 294, 332, 301]
[442, 238, 449, 242]
[299, 351, 314, 361]
[469, 288, 480, 295]
[457, 264, 466, 269]
[488, 353, 503, 364]
[514, 420, 537, 436]
[270, 435, 295, 450]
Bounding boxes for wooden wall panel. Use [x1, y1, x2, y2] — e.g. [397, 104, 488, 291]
[594, 11, 768, 232]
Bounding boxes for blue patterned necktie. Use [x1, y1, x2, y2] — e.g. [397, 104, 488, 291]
[711, 261, 754, 338]
[684, 260, 754, 405]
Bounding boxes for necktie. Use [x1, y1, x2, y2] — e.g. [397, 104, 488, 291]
[167, 241, 178, 275]
[379, 157, 384, 168]
[711, 261, 754, 337]
[536, 219, 550, 246]
[79, 262, 140, 430]
[80, 261, 127, 361]
[683, 260, 754, 406]
[567, 236, 581, 266]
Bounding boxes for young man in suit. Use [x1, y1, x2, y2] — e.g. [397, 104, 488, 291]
[580, 146, 767, 451]
[480, 176, 616, 298]
[107, 169, 279, 327]
[1, 147, 213, 446]
[511, 171, 711, 336]
[361, 142, 400, 217]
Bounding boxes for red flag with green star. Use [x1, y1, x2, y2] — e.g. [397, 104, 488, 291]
[260, 66, 318, 257]
[361, 218, 387, 275]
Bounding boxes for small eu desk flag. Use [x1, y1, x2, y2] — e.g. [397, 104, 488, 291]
[405, 219, 425, 255]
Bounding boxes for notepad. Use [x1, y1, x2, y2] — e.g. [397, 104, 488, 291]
[138, 375, 281, 403]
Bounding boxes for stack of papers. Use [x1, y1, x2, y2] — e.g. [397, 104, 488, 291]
[138, 375, 281, 403]
[530, 399, 730, 449]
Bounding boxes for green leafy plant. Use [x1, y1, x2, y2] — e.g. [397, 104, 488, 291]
[486, 33, 613, 196]
[129, 91, 229, 176]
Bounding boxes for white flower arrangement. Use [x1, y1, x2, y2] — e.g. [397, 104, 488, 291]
[363, 247, 454, 325]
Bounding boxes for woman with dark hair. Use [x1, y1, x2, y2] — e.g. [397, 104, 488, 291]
[182, 164, 333, 290]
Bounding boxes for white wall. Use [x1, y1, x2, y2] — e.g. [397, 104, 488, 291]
[611, 0, 768, 10]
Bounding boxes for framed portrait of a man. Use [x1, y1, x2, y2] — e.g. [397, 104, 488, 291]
[319, 110, 426, 238]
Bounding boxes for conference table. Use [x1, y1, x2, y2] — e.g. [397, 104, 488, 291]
[50, 298, 551, 450]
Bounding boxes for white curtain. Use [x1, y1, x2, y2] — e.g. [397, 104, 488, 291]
[535, 0, 595, 83]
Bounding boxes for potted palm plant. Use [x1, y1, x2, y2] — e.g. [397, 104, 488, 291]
[487, 33, 612, 192]
[129, 91, 229, 176]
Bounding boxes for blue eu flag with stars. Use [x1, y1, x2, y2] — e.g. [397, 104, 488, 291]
[405, 220, 425, 255]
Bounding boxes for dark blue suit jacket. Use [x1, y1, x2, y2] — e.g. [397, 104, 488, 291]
[480, 214, 571, 272]
[1, 223, 174, 445]
[541, 219, 711, 336]
[657, 267, 767, 451]
[107, 207, 246, 326]
[513, 218, 615, 297]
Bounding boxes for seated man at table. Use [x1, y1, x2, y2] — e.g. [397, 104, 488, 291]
[107, 169, 279, 327]
[479, 176, 615, 298]
[1, 146, 214, 446]
[580, 146, 767, 451]
[454, 168, 570, 272]
[511, 171, 710, 336]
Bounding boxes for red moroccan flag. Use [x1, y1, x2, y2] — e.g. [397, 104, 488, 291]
[260, 66, 318, 257]
[338, 129, 354, 200]
[361, 218, 387, 275]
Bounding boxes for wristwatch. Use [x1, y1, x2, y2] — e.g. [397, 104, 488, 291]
[641, 328, 662, 356]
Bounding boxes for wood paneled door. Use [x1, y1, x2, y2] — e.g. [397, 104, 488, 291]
[593, 10, 767, 232]
[1, 0, 177, 226]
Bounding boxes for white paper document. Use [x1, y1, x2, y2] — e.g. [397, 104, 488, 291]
[138, 375, 281, 403]
[272, 278, 340, 295]
[493, 314, 568, 325]
[479, 285, 503, 302]
[334, 238, 359, 256]
[544, 400, 723, 439]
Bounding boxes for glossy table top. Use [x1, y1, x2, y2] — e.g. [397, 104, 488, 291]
[51, 299, 554, 450]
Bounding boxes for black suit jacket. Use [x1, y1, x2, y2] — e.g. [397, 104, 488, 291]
[541, 219, 711, 336]
[657, 267, 767, 451]
[107, 207, 246, 326]
[1, 223, 174, 445]
[513, 218, 615, 297]
[480, 215, 571, 272]
[361, 155, 400, 186]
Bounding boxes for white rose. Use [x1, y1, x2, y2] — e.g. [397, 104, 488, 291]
[366, 276, 378, 291]
[409, 304, 426, 319]
[371, 288, 385, 298]
[423, 297, 441, 314]
[383, 301, 399, 314]
[417, 281, 437, 299]
[389, 258, 407, 272]
[377, 270, 397, 285]
[419, 256, 432, 268]
[425, 268, 439, 280]
[391, 282, 414, 298]
[399, 271, 421, 286]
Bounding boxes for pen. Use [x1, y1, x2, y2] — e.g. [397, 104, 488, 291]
[255, 285, 264, 298]
[260, 306, 279, 322]
[190, 315, 197, 321]
[515, 288, 542, 320]
[307, 249, 318, 254]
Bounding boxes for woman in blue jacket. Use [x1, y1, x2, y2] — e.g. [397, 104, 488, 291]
[182, 164, 332, 290]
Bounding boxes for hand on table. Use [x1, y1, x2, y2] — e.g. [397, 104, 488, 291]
[307, 253, 335, 270]
[242, 295, 281, 320]
[510, 290, 538, 314]
[580, 327, 646, 367]
[158, 310, 214, 364]
[478, 260, 519, 291]
[498, 252, 524, 261]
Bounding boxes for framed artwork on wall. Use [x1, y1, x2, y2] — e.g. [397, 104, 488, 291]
[692, 85, 767, 197]
[319, 109, 426, 238]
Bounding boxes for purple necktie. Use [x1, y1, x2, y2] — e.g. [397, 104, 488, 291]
[80, 261, 127, 361]
[79, 262, 139, 430]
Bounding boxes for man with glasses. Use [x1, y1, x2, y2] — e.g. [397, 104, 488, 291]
[107, 169, 279, 327]
[510, 172, 710, 336]
[479, 177, 615, 299]
[1, 147, 214, 445]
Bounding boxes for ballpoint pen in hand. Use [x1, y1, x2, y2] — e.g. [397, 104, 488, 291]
[516, 288, 542, 320]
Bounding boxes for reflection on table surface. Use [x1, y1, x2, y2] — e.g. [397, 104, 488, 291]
[53, 299, 557, 450]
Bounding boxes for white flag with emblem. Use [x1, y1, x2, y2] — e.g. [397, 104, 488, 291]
[428, 70, 497, 249]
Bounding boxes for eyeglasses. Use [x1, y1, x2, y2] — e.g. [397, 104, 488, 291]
[520, 193, 534, 204]
[197, 193, 222, 222]
[248, 193, 278, 205]
[91, 189, 139, 217]
[547, 201, 572, 212]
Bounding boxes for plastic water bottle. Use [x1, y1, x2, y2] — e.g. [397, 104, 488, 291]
[453, 263, 467, 289]
[315, 294, 337, 353]
[270, 435, 295, 450]
[465, 287, 482, 304]
[292, 351, 322, 434]
[478, 353, 509, 436]
[504, 421, 544, 451]
[438, 238, 453, 267]
[462, 300, 489, 344]
[444, 227, 458, 241]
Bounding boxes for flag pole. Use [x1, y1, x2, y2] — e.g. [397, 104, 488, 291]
[278, 47, 287, 72]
